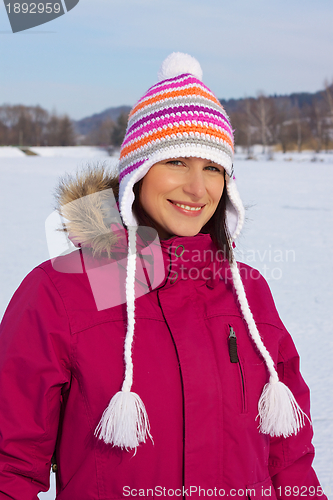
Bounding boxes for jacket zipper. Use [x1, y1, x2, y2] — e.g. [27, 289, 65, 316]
[157, 290, 186, 498]
[228, 326, 247, 413]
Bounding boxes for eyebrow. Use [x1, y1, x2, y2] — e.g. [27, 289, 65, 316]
[182, 157, 219, 165]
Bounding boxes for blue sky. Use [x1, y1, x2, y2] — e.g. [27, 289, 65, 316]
[1, 0, 333, 120]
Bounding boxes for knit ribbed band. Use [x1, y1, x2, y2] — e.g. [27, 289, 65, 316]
[118, 54, 244, 238]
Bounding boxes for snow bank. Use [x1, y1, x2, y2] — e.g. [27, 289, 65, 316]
[235, 146, 333, 164]
[29, 146, 110, 158]
[0, 146, 26, 158]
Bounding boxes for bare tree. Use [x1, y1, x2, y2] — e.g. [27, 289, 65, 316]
[45, 113, 76, 146]
[0, 105, 77, 146]
[31, 106, 49, 146]
[244, 97, 255, 156]
[252, 92, 276, 153]
[84, 118, 115, 146]
[289, 99, 303, 153]
[229, 98, 260, 156]
[111, 112, 129, 147]
[58, 116, 76, 146]
[324, 79, 333, 116]
[310, 100, 326, 153]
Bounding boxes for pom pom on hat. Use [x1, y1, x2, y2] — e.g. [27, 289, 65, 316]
[158, 52, 203, 81]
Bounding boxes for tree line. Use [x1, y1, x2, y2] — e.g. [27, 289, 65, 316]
[0, 105, 76, 146]
[81, 113, 128, 149]
[225, 81, 333, 154]
[1, 80, 332, 152]
[81, 81, 333, 153]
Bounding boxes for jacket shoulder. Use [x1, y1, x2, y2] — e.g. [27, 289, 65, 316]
[236, 261, 284, 329]
[36, 253, 127, 334]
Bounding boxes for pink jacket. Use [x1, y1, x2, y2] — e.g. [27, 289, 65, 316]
[0, 229, 326, 499]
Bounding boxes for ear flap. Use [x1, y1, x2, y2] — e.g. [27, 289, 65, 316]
[225, 178, 245, 241]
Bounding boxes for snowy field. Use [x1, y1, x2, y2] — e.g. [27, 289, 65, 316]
[0, 147, 332, 498]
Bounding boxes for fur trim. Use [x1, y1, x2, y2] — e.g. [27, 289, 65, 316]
[55, 164, 120, 257]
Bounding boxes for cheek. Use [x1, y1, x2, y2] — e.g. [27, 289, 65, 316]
[139, 173, 165, 218]
[140, 168, 174, 209]
[210, 180, 225, 207]
[139, 182, 154, 218]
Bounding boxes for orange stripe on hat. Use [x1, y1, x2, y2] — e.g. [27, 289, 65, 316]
[129, 86, 222, 119]
[120, 122, 233, 160]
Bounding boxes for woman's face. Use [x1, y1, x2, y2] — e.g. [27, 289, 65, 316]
[139, 157, 225, 239]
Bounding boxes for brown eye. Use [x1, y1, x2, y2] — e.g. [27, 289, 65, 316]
[205, 165, 222, 172]
[167, 160, 183, 166]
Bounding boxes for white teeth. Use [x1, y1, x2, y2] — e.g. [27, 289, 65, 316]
[174, 202, 203, 211]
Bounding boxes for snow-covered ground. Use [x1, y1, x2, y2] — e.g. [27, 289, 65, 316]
[0, 145, 110, 158]
[0, 146, 26, 157]
[0, 148, 332, 498]
[29, 146, 110, 158]
[234, 158, 333, 495]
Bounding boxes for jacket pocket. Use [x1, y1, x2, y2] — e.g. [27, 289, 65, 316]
[228, 325, 247, 413]
[246, 476, 277, 499]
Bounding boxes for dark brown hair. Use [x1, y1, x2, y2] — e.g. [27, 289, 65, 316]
[132, 175, 233, 263]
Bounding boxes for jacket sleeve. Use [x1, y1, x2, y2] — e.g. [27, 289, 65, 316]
[0, 267, 72, 499]
[268, 326, 327, 500]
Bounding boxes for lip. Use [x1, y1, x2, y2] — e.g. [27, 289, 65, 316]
[169, 200, 206, 208]
[168, 199, 206, 216]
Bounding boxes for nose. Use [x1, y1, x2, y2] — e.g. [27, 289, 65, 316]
[182, 169, 206, 199]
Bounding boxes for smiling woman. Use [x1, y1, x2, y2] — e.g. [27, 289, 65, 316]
[137, 157, 225, 238]
[0, 52, 326, 499]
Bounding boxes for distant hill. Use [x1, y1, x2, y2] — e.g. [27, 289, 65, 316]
[220, 88, 327, 114]
[72, 84, 332, 152]
[74, 87, 328, 137]
[74, 105, 132, 136]
[2, 84, 330, 150]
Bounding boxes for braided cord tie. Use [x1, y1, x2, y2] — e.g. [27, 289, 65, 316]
[229, 259, 309, 437]
[95, 226, 152, 449]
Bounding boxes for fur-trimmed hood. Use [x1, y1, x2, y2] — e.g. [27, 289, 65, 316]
[55, 165, 122, 257]
[54, 164, 242, 260]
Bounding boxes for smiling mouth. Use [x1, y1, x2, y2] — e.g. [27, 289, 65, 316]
[168, 200, 205, 212]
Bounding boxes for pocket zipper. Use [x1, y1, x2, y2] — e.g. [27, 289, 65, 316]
[228, 325, 247, 413]
[228, 326, 239, 363]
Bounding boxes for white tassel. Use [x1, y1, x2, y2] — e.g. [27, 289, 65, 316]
[95, 390, 152, 449]
[94, 226, 153, 450]
[258, 379, 309, 438]
[229, 260, 310, 438]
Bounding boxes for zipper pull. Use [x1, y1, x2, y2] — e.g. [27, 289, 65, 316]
[229, 326, 239, 363]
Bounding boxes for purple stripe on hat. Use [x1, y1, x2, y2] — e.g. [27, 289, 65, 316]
[151, 73, 192, 87]
[142, 76, 214, 101]
[123, 115, 233, 149]
[123, 110, 233, 149]
[126, 104, 231, 138]
[145, 73, 194, 93]
[136, 74, 215, 105]
[119, 159, 146, 183]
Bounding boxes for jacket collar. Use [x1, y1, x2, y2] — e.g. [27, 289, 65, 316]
[158, 233, 228, 290]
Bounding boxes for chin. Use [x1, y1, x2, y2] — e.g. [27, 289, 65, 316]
[173, 228, 202, 238]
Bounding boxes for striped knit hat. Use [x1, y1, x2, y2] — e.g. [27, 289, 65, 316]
[95, 53, 308, 450]
[118, 52, 244, 240]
